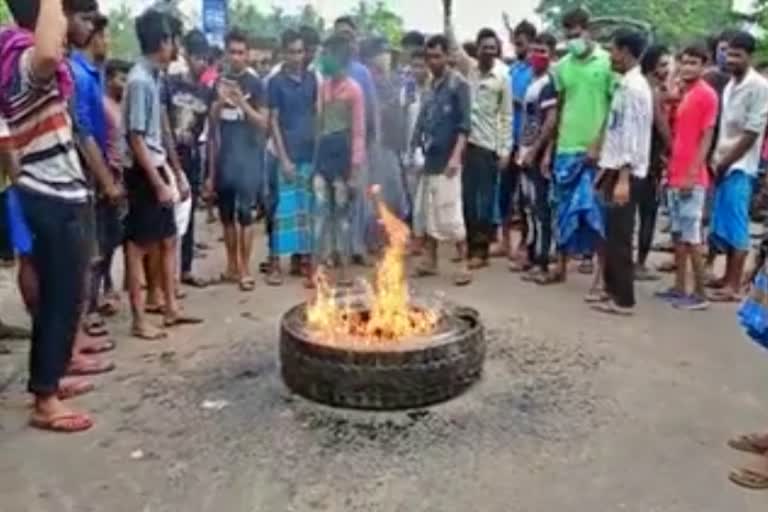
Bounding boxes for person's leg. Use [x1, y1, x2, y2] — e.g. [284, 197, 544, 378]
[145, 247, 164, 310]
[672, 235, 687, 294]
[477, 153, 499, 263]
[611, 199, 637, 309]
[20, 192, 92, 430]
[637, 174, 657, 265]
[217, 188, 239, 280]
[181, 190, 197, 278]
[462, 147, 481, 262]
[600, 182, 636, 310]
[126, 242, 160, 337]
[237, 199, 256, 285]
[690, 243, 707, 299]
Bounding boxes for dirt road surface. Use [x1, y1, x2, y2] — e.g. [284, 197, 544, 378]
[1, 221, 767, 512]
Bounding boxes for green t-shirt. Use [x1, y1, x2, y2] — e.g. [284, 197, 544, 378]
[554, 47, 616, 153]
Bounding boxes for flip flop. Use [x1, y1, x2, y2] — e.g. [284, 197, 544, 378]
[84, 318, 108, 338]
[584, 290, 610, 304]
[508, 261, 531, 273]
[453, 271, 472, 287]
[239, 277, 256, 292]
[163, 315, 204, 328]
[30, 412, 93, 433]
[521, 270, 544, 282]
[132, 326, 168, 340]
[729, 467, 768, 490]
[265, 271, 284, 287]
[728, 434, 768, 455]
[708, 290, 742, 303]
[181, 275, 210, 289]
[175, 289, 188, 300]
[79, 339, 116, 355]
[66, 359, 115, 377]
[57, 380, 95, 400]
[534, 272, 565, 286]
[592, 302, 634, 316]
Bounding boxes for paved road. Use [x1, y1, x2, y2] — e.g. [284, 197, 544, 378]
[1, 221, 767, 511]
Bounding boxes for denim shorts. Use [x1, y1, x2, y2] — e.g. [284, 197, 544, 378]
[668, 187, 706, 244]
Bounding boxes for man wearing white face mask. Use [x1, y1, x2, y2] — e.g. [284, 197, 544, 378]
[537, 7, 615, 294]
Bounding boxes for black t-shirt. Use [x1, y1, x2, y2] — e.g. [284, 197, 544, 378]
[165, 73, 213, 149]
[215, 70, 265, 188]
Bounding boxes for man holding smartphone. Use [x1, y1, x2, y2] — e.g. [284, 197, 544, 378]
[206, 28, 268, 292]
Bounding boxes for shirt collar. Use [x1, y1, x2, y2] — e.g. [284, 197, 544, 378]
[730, 67, 758, 93]
[71, 50, 99, 75]
[622, 65, 642, 84]
[139, 56, 162, 78]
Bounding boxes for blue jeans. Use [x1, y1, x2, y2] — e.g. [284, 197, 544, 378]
[18, 188, 90, 396]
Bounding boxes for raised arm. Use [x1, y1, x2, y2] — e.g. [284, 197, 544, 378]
[30, 0, 68, 81]
[443, 1, 473, 77]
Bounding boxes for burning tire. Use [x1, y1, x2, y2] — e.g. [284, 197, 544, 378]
[279, 300, 486, 410]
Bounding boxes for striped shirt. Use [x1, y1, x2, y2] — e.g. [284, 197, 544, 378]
[1, 48, 88, 202]
[598, 65, 653, 179]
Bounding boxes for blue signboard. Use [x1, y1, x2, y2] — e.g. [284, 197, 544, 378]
[203, 0, 228, 47]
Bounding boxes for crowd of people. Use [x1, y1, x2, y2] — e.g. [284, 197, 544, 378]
[0, 0, 768, 484]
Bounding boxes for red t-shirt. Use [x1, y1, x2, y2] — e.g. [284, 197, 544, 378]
[668, 79, 718, 188]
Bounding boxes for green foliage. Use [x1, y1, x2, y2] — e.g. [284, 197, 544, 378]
[228, 0, 403, 46]
[105, 0, 404, 59]
[536, 0, 733, 45]
[0, 2, 9, 25]
[107, 4, 139, 60]
[350, 1, 404, 46]
[228, 0, 326, 41]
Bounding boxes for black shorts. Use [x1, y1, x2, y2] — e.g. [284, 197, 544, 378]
[0, 189, 12, 261]
[124, 165, 176, 245]
[216, 186, 256, 226]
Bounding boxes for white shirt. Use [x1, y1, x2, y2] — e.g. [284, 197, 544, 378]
[598, 65, 653, 178]
[715, 67, 768, 177]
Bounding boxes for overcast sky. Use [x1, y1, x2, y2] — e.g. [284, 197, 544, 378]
[100, 0, 542, 39]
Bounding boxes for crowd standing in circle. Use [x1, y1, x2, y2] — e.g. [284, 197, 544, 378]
[1, 0, 768, 491]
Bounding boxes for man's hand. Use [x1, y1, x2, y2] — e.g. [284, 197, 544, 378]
[104, 180, 124, 203]
[613, 174, 630, 206]
[177, 171, 191, 201]
[282, 159, 297, 181]
[155, 183, 174, 206]
[444, 157, 461, 178]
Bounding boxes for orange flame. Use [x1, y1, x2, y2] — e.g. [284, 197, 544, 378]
[306, 185, 438, 344]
